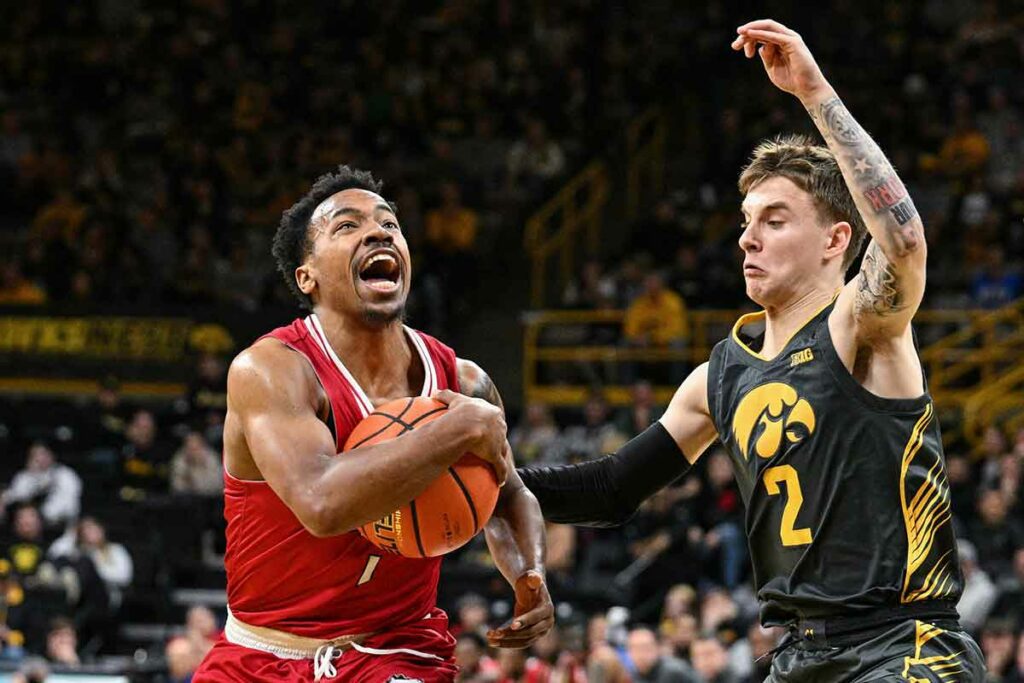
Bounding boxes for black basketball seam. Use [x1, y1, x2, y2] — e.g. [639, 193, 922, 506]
[448, 467, 479, 534]
[407, 406, 447, 427]
[409, 500, 427, 558]
[351, 398, 418, 448]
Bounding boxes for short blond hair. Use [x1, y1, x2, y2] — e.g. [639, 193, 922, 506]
[738, 134, 868, 271]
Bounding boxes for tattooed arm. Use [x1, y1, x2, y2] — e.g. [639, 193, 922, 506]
[456, 358, 553, 649]
[732, 20, 926, 341]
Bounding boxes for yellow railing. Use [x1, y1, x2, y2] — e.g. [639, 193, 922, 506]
[523, 305, 1024, 448]
[523, 161, 609, 308]
[625, 107, 668, 222]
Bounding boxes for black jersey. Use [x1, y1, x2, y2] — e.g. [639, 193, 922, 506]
[706, 301, 961, 626]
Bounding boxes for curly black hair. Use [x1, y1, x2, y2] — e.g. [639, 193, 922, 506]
[272, 165, 390, 309]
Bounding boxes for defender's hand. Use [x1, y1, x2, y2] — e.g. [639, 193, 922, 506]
[487, 570, 554, 649]
[433, 389, 510, 486]
[731, 19, 831, 103]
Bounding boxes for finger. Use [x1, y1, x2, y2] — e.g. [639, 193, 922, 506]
[737, 19, 798, 36]
[511, 604, 553, 631]
[744, 40, 755, 58]
[738, 28, 797, 47]
[730, 35, 746, 50]
[431, 389, 460, 405]
[487, 618, 555, 648]
[759, 43, 777, 69]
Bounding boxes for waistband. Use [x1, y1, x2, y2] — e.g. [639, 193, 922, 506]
[788, 601, 960, 649]
[223, 609, 375, 660]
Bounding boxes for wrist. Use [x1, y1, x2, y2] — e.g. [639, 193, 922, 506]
[798, 84, 837, 109]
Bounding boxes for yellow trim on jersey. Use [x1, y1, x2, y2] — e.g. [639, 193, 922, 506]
[730, 292, 839, 362]
[899, 404, 956, 604]
[902, 621, 964, 681]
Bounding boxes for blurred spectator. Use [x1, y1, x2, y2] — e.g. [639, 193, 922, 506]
[43, 618, 79, 668]
[971, 247, 1022, 308]
[509, 402, 560, 466]
[626, 625, 698, 682]
[120, 410, 175, 494]
[507, 119, 566, 196]
[454, 631, 499, 682]
[957, 539, 997, 636]
[615, 381, 664, 437]
[970, 489, 1024, 580]
[170, 432, 223, 496]
[5, 506, 48, 580]
[980, 618, 1017, 681]
[1, 442, 82, 530]
[88, 376, 129, 451]
[49, 517, 132, 613]
[11, 657, 49, 683]
[690, 634, 740, 683]
[556, 394, 629, 463]
[454, 594, 491, 640]
[183, 606, 219, 661]
[0, 260, 46, 305]
[694, 450, 747, 589]
[563, 261, 618, 310]
[426, 182, 480, 257]
[624, 273, 689, 347]
[186, 355, 228, 448]
[0, 561, 29, 662]
[742, 625, 781, 683]
[162, 636, 199, 683]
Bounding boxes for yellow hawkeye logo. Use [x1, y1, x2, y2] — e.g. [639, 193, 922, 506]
[732, 383, 816, 460]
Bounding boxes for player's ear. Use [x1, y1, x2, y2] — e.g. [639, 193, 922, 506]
[296, 263, 317, 298]
[824, 221, 851, 261]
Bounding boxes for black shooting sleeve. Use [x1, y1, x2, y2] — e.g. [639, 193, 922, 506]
[516, 422, 690, 528]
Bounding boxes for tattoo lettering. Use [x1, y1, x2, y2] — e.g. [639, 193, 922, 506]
[459, 360, 505, 410]
[863, 175, 907, 211]
[855, 242, 906, 317]
[889, 199, 918, 226]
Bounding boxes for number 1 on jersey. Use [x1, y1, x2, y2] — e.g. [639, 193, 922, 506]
[357, 554, 381, 586]
[763, 465, 813, 547]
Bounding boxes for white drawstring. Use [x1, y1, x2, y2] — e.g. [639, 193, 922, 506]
[313, 645, 340, 681]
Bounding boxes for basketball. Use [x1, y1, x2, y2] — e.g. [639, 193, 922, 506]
[343, 396, 501, 558]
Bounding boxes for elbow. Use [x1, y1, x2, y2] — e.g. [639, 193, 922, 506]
[302, 499, 357, 538]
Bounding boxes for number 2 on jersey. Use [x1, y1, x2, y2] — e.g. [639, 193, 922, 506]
[762, 465, 813, 547]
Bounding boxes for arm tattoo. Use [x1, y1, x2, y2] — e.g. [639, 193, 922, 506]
[807, 96, 921, 257]
[855, 241, 906, 317]
[458, 360, 504, 410]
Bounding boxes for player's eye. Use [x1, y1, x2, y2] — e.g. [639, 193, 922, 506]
[767, 220, 783, 228]
[336, 221, 358, 231]
[739, 222, 749, 231]
[383, 221, 400, 231]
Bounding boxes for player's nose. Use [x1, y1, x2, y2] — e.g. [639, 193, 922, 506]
[362, 222, 394, 246]
[738, 224, 759, 252]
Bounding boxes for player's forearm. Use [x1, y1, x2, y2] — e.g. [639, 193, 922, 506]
[312, 417, 472, 535]
[485, 471, 545, 585]
[803, 88, 925, 263]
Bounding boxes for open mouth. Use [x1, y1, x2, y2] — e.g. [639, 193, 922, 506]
[357, 250, 402, 292]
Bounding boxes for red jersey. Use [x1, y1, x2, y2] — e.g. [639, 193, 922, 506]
[223, 314, 460, 638]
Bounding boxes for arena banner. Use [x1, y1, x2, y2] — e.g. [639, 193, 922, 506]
[0, 305, 297, 396]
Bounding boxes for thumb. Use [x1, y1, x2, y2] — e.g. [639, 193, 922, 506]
[431, 389, 460, 406]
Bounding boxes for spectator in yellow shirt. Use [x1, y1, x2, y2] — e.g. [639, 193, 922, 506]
[624, 274, 689, 346]
[425, 182, 479, 254]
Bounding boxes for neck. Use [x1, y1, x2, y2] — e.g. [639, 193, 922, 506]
[761, 286, 837, 358]
[313, 307, 411, 395]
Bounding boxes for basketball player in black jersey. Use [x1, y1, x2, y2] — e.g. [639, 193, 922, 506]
[519, 20, 985, 681]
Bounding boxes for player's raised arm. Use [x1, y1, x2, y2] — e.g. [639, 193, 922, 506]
[732, 20, 926, 340]
[226, 340, 509, 538]
[450, 358, 554, 650]
[518, 363, 717, 528]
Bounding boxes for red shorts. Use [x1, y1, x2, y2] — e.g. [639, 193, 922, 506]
[194, 609, 458, 682]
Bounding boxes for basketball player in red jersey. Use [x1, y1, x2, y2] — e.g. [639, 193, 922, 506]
[195, 167, 553, 682]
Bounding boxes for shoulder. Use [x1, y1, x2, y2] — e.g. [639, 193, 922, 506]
[455, 357, 503, 407]
[227, 337, 319, 411]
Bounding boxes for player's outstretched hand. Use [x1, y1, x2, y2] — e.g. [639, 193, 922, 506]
[731, 19, 831, 103]
[487, 570, 554, 649]
[433, 389, 509, 486]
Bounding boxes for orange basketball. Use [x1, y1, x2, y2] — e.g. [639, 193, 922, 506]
[343, 396, 500, 558]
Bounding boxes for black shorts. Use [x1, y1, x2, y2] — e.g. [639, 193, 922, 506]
[768, 619, 985, 682]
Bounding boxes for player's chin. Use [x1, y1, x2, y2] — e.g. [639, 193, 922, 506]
[358, 297, 407, 327]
